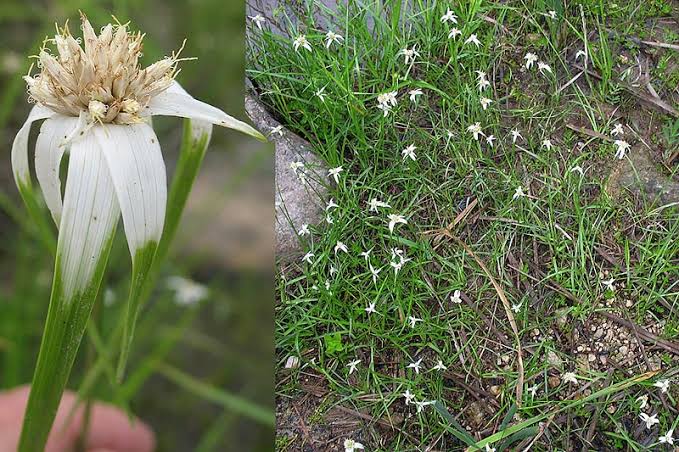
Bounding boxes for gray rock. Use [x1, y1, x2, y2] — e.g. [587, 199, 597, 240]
[244, 93, 328, 260]
[607, 148, 679, 204]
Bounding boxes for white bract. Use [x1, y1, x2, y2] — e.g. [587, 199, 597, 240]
[368, 198, 391, 212]
[542, 139, 553, 150]
[368, 263, 381, 284]
[659, 429, 674, 445]
[325, 31, 344, 49]
[377, 90, 398, 116]
[408, 89, 423, 103]
[293, 34, 312, 52]
[344, 439, 365, 452]
[614, 140, 630, 160]
[298, 224, 310, 236]
[402, 389, 415, 405]
[639, 412, 659, 430]
[402, 144, 417, 161]
[653, 379, 670, 393]
[415, 400, 435, 413]
[334, 241, 348, 254]
[328, 166, 344, 183]
[347, 359, 361, 374]
[249, 14, 266, 30]
[315, 86, 327, 102]
[485, 134, 496, 147]
[270, 125, 284, 136]
[467, 122, 484, 140]
[513, 186, 526, 200]
[538, 62, 552, 75]
[365, 303, 377, 315]
[302, 252, 315, 264]
[432, 360, 447, 371]
[611, 123, 624, 136]
[511, 128, 523, 143]
[408, 358, 423, 374]
[524, 52, 538, 70]
[465, 34, 481, 47]
[398, 46, 420, 65]
[636, 394, 648, 410]
[448, 28, 462, 39]
[450, 290, 462, 304]
[441, 9, 458, 24]
[575, 50, 587, 62]
[563, 372, 578, 384]
[480, 97, 493, 110]
[387, 214, 407, 233]
[408, 315, 422, 328]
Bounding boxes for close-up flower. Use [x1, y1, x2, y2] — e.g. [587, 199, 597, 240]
[293, 34, 312, 52]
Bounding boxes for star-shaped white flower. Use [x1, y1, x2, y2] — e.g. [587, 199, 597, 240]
[542, 139, 553, 150]
[546, 10, 557, 20]
[465, 34, 481, 47]
[270, 125, 284, 136]
[450, 290, 462, 304]
[402, 144, 417, 161]
[570, 165, 584, 176]
[524, 52, 538, 70]
[398, 46, 420, 65]
[659, 429, 674, 445]
[511, 129, 523, 143]
[448, 28, 462, 39]
[377, 90, 398, 117]
[636, 394, 648, 410]
[611, 123, 624, 136]
[653, 379, 670, 393]
[368, 197, 391, 212]
[329, 265, 338, 276]
[315, 86, 327, 102]
[575, 49, 587, 61]
[512, 302, 522, 313]
[290, 161, 305, 173]
[408, 358, 423, 374]
[368, 263, 381, 284]
[440, 9, 458, 24]
[480, 97, 493, 110]
[302, 252, 315, 264]
[513, 185, 526, 200]
[298, 224, 310, 236]
[415, 400, 436, 413]
[359, 249, 372, 260]
[325, 31, 344, 49]
[528, 384, 539, 398]
[485, 134, 496, 147]
[601, 278, 615, 292]
[614, 140, 630, 160]
[365, 302, 377, 315]
[326, 213, 333, 224]
[432, 360, 447, 371]
[326, 198, 339, 211]
[249, 14, 266, 30]
[293, 34, 312, 52]
[484, 445, 496, 452]
[403, 389, 415, 405]
[477, 78, 491, 92]
[347, 359, 361, 375]
[538, 61, 552, 75]
[639, 412, 659, 430]
[344, 439, 365, 452]
[563, 372, 578, 384]
[387, 214, 407, 233]
[467, 122, 484, 140]
[408, 315, 422, 328]
[334, 241, 348, 254]
[408, 89, 423, 103]
[328, 166, 344, 183]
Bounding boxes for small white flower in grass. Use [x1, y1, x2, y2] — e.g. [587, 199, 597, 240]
[249, 14, 266, 30]
[324, 279, 331, 291]
[167, 276, 208, 306]
[512, 302, 522, 313]
[485, 445, 496, 452]
[270, 125, 284, 136]
[538, 62, 552, 75]
[524, 52, 538, 69]
[485, 135, 496, 147]
[513, 185, 526, 200]
[325, 31, 344, 49]
[398, 46, 420, 65]
[450, 290, 462, 304]
[403, 389, 415, 405]
[335, 241, 348, 255]
[329, 265, 338, 276]
[476, 70, 487, 81]
[570, 165, 584, 176]
[408, 315, 422, 328]
[546, 10, 557, 20]
[477, 78, 491, 92]
[365, 302, 377, 315]
[467, 122, 484, 140]
[611, 123, 624, 136]
[601, 278, 615, 292]
[293, 34, 312, 52]
[465, 34, 481, 47]
[432, 360, 447, 371]
[659, 429, 674, 445]
[368, 263, 381, 284]
[368, 198, 391, 212]
[441, 9, 458, 24]
[448, 28, 462, 39]
[390, 260, 405, 275]
[575, 50, 587, 62]
[639, 412, 659, 430]
[377, 90, 398, 117]
[528, 384, 539, 398]
[408, 358, 423, 374]
[480, 97, 493, 110]
[415, 400, 436, 413]
[542, 139, 553, 150]
[402, 144, 417, 161]
[359, 249, 372, 260]
[511, 129, 523, 143]
[326, 214, 334, 224]
[328, 166, 344, 183]
[614, 140, 630, 160]
[326, 198, 339, 210]
[653, 379, 670, 393]
[315, 86, 327, 102]
[563, 372, 578, 384]
[290, 161, 305, 172]
[298, 224, 310, 236]
[408, 89, 423, 103]
[347, 359, 361, 375]
[636, 394, 648, 410]
[302, 252, 315, 264]
[387, 214, 407, 233]
[344, 439, 365, 452]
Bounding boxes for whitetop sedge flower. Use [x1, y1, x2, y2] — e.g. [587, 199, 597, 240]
[270, 125, 284, 136]
[302, 252, 315, 264]
[485, 134, 496, 147]
[368, 197, 391, 212]
[387, 214, 407, 233]
[465, 34, 481, 47]
[377, 90, 398, 116]
[563, 372, 578, 384]
[402, 389, 415, 405]
[639, 412, 659, 430]
[402, 144, 417, 161]
[359, 249, 372, 260]
[166, 276, 208, 305]
[542, 139, 553, 150]
[326, 198, 339, 210]
[368, 263, 381, 284]
[324, 279, 331, 291]
[575, 49, 587, 61]
[408, 358, 423, 374]
[570, 165, 584, 175]
[432, 360, 447, 371]
[477, 78, 491, 92]
[13, 15, 263, 304]
[408, 315, 422, 328]
[365, 302, 377, 315]
[513, 186, 526, 200]
[441, 9, 458, 24]
[636, 394, 649, 410]
[249, 14, 266, 30]
[659, 429, 674, 445]
[408, 88, 423, 103]
[614, 140, 630, 159]
[298, 224, 310, 236]
[329, 265, 338, 276]
[415, 400, 435, 413]
[467, 122, 484, 140]
[328, 166, 344, 183]
[601, 278, 615, 292]
[450, 290, 462, 304]
[524, 52, 538, 70]
[653, 379, 670, 393]
[511, 129, 523, 143]
[326, 214, 334, 224]
[611, 123, 624, 136]
[344, 439, 364, 452]
[315, 86, 327, 102]
[512, 302, 522, 313]
[484, 445, 496, 452]
[398, 46, 420, 65]
[528, 384, 539, 398]
[334, 241, 348, 254]
[293, 34, 312, 52]
[290, 161, 305, 172]
[538, 61, 552, 75]
[480, 97, 493, 110]
[325, 31, 344, 49]
[448, 28, 462, 39]
[347, 359, 361, 374]
[546, 10, 557, 20]
[476, 70, 487, 81]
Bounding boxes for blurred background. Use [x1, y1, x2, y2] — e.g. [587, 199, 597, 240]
[0, 0, 273, 450]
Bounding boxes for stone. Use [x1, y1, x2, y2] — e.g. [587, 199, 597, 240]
[244, 92, 329, 261]
[607, 148, 679, 204]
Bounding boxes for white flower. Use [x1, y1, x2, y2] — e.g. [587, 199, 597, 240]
[344, 439, 365, 452]
[402, 144, 417, 161]
[325, 31, 344, 49]
[546, 10, 557, 20]
[480, 97, 493, 110]
[368, 197, 391, 212]
[302, 252, 315, 264]
[432, 360, 447, 371]
[467, 122, 484, 140]
[524, 52, 538, 69]
[13, 16, 263, 316]
[347, 359, 361, 375]
[614, 140, 630, 160]
[542, 139, 553, 150]
[528, 384, 539, 398]
[659, 429, 674, 445]
[477, 78, 491, 92]
[328, 166, 344, 183]
[377, 90, 398, 117]
[570, 165, 584, 175]
[450, 290, 462, 304]
[511, 129, 523, 143]
[408, 89, 423, 103]
[290, 161, 305, 173]
[408, 315, 422, 328]
[387, 214, 407, 233]
[270, 125, 284, 136]
[575, 49, 587, 61]
[166, 276, 208, 305]
[415, 400, 435, 413]
[249, 14, 266, 30]
[293, 34, 312, 52]
[298, 224, 310, 236]
[465, 34, 481, 47]
[329, 265, 338, 276]
[639, 412, 659, 430]
[326, 198, 339, 210]
[335, 241, 348, 254]
[315, 86, 327, 102]
[485, 135, 496, 147]
[485, 445, 496, 452]
[653, 379, 670, 393]
[636, 394, 648, 410]
[408, 358, 423, 374]
[359, 249, 372, 260]
[538, 61, 552, 75]
[476, 70, 487, 81]
[601, 278, 615, 292]
[611, 123, 624, 136]
[513, 185, 526, 200]
[368, 263, 381, 284]
[398, 46, 420, 65]
[448, 28, 462, 39]
[512, 302, 522, 313]
[441, 9, 458, 24]
[390, 260, 405, 275]
[563, 372, 578, 384]
[403, 389, 415, 405]
[365, 303, 377, 315]
[326, 214, 334, 224]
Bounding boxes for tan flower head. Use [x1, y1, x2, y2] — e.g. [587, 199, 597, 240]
[24, 14, 184, 124]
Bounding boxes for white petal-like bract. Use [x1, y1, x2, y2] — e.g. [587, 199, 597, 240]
[11, 104, 55, 188]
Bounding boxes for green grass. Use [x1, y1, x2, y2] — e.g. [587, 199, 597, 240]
[249, 0, 678, 450]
